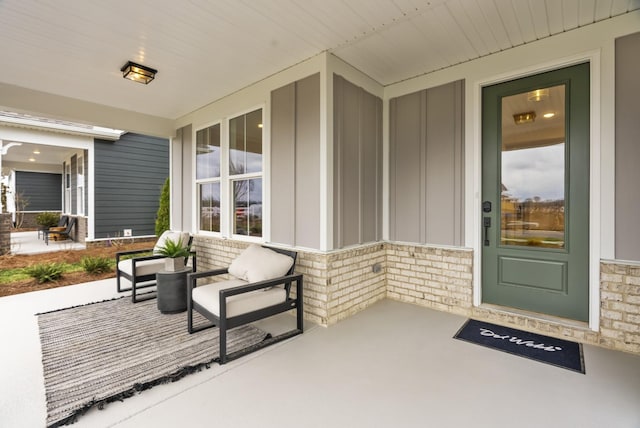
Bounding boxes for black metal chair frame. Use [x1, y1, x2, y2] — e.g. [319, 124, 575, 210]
[116, 236, 196, 303]
[38, 215, 68, 240]
[43, 217, 76, 245]
[187, 247, 303, 365]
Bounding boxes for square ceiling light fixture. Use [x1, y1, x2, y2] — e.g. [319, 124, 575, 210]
[513, 111, 536, 125]
[121, 61, 157, 84]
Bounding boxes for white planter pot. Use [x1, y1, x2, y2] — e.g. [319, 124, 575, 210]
[164, 257, 185, 272]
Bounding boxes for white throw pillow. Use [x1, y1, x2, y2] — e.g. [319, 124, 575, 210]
[228, 244, 294, 282]
[153, 230, 190, 254]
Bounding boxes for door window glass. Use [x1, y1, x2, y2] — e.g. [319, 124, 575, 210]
[500, 84, 566, 248]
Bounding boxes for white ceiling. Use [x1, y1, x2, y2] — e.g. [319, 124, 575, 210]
[0, 0, 638, 122]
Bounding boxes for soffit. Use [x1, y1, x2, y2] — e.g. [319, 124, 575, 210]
[0, 0, 637, 120]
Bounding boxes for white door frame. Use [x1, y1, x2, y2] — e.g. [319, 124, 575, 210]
[470, 50, 602, 331]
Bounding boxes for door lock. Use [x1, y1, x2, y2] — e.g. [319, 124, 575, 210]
[483, 201, 492, 213]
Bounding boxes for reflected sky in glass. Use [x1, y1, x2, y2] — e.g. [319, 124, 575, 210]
[501, 143, 564, 202]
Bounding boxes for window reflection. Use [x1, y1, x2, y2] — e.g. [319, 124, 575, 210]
[233, 178, 262, 237]
[199, 182, 220, 232]
[500, 84, 565, 248]
[229, 109, 263, 175]
[196, 124, 220, 180]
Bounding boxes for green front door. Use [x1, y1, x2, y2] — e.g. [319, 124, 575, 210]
[481, 63, 590, 322]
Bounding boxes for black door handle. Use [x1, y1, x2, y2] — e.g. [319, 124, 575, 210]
[484, 217, 491, 246]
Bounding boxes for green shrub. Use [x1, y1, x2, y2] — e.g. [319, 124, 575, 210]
[25, 263, 64, 283]
[81, 256, 113, 275]
[155, 177, 170, 237]
[36, 212, 60, 228]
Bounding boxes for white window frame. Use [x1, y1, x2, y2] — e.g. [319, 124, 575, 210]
[195, 121, 222, 235]
[194, 106, 265, 241]
[227, 107, 264, 241]
[64, 163, 71, 214]
[76, 155, 84, 215]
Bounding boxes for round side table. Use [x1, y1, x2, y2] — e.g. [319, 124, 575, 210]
[156, 267, 192, 313]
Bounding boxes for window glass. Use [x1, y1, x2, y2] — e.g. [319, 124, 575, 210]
[229, 109, 262, 175]
[199, 182, 220, 232]
[196, 124, 220, 180]
[233, 178, 262, 237]
[500, 84, 566, 249]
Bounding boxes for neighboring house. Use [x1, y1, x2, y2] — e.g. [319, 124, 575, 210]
[0, 127, 168, 243]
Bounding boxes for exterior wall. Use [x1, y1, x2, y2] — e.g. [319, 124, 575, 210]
[386, 244, 473, 315]
[599, 261, 640, 353]
[271, 73, 321, 249]
[93, 133, 169, 239]
[15, 171, 62, 211]
[333, 74, 383, 248]
[0, 213, 11, 255]
[615, 31, 640, 261]
[389, 80, 465, 246]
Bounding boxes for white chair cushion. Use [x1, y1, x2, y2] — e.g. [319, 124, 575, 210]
[118, 258, 166, 277]
[228, 244, 294, 283]
[192, 278, 287, 318]
[153, 230, 191, 254]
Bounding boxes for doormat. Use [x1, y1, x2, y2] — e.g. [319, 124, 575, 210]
[454, 319, 585, 374]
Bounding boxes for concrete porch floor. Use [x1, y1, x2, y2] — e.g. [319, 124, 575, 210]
[10, 230, 85, 255]
[0, 278, 639, 428]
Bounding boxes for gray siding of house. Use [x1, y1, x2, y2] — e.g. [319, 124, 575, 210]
[94, 133, 169, 239]
[333, 74, 383, 249]
[615, 32, 640, 262]
[271, 73, 321, 249]
[15, 171, 62, 211]
[389, 80, 465, 246]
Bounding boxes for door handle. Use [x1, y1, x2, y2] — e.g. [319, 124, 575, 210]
[483, 217, 491, 246]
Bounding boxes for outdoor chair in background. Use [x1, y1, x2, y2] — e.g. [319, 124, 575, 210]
[43, 217, 76, 245]
[187, 244, 303, 364]
[116, 230, 196, 303]
[38, 215, 68, 240]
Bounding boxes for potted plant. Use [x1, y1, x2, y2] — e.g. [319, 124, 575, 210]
[155, 237, 191, 272]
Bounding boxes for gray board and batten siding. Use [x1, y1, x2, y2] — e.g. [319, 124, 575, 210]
[15, 171, 62, 211]
[389, 80, 465, 247]
[271, 73, 321, 249]
[615, 31, 640, 262]
[94, 133, 169, 239]
[333, 74, 383, 249]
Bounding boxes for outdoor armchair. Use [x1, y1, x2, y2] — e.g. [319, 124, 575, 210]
[43, 217, 76, 245]
[116, 230, 196, 303]
[187, 244, 303, 364]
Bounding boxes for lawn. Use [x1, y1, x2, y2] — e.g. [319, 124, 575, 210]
[0, 241, 153, 297]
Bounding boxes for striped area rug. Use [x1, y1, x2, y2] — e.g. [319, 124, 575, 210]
[38, 297, 269, 427]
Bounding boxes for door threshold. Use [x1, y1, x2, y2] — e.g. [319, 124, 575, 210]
[479, 303, 590, 330]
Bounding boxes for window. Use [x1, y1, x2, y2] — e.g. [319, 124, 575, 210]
[64, 163, 71, 213]
[229, 109, 263, 237]
[195, 108, 263, 238]
[196, 123, 221, 232]
[77, 155, 84, 215]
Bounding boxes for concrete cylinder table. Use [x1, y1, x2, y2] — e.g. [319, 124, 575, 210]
[156, 268, 192, 313]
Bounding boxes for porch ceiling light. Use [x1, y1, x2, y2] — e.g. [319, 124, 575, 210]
[120, 61, 157, 84]
[527, 88, 549, 102]
[513, 111, 536, 125]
